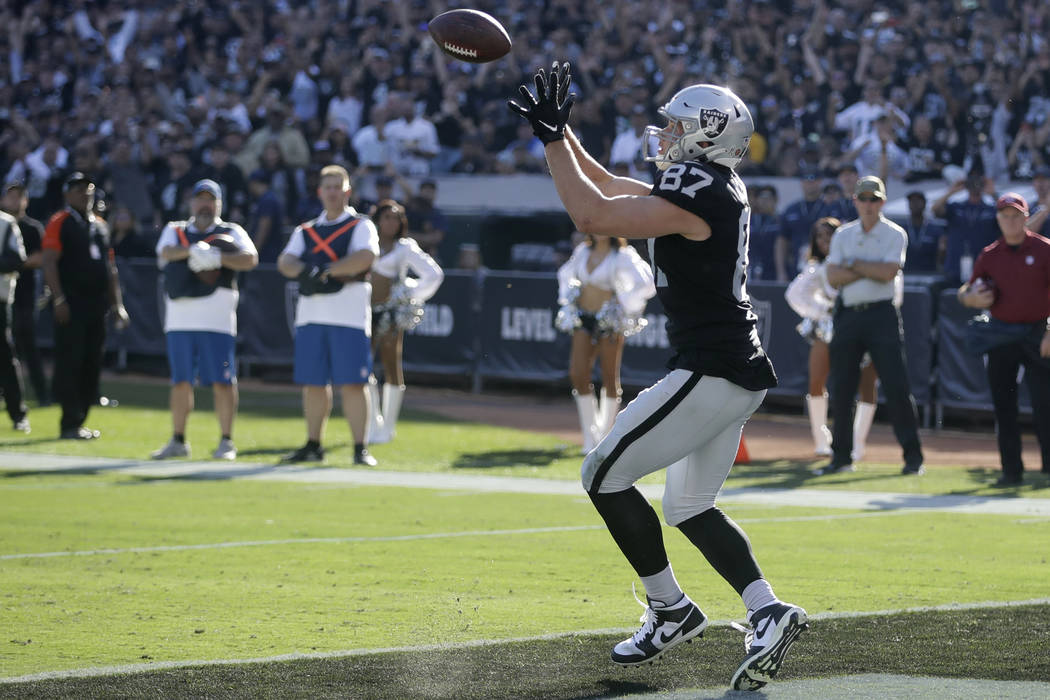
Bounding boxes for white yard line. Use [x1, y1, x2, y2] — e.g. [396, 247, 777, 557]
[2, 450, 1050, 515]
[3, 597, 1048, 685]
[0, 511, 913, 561]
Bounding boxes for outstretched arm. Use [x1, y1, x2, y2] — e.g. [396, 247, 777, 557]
[565, 126, 650, 197]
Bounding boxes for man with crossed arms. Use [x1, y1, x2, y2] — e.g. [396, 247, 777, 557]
[278, 165, 380, 466]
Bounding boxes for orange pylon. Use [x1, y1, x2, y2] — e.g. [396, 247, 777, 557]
[734, 434, 750, 464]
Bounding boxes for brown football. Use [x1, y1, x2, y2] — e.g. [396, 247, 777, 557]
[196, 233, 241, 286]
[428, 9, 512, 63]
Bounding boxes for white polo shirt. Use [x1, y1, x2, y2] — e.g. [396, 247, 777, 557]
[826, 214, 907, 307]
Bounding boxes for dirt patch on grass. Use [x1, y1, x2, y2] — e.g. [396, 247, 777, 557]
[404, 386, 1039, 471]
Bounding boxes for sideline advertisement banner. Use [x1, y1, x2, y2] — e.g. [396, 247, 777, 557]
[402, 271, 478, 374]
[477, 272, 568, 381]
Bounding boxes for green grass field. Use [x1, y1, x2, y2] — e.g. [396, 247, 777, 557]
[2, 379, 1049, 697]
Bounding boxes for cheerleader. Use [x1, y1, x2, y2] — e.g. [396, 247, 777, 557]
[556, 234, 656, 453]
[368, 199, 444, 443]
[786, 217, 878, 459]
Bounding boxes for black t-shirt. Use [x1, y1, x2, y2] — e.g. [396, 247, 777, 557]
[13, 215, 43, 310]
[647, 160, 777, 391]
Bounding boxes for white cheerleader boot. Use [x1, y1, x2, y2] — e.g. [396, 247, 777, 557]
[597, 388, 621, 442]
[852, 401, 876, 462]
[805, 394, 832, 456]
[367, 376, 387, 444]
[380, 384, 407, 442]
[572, 390, 600, 454]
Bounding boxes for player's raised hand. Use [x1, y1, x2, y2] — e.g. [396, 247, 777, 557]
[507, 60, 575, 145]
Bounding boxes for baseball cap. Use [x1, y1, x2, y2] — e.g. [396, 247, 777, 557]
[855, 175, 886, 200]
[248, 169, 269, 184]
[192, 179, 222, 199]
[996, 192, 1029, 215]
[63, 171, 94, 192]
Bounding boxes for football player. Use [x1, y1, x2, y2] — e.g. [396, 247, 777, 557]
[509, 64, 807, 691]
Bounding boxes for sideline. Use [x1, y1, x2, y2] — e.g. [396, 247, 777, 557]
[3, 451, 1050, 516]
[3, 597, 1048, 684]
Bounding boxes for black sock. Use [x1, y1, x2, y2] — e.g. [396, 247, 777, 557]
[221, 434, 231, 441]
[676, 507, 762, 595]
[354, 442, 366, 454]
[173, 433, 185, 444]
[306, 439, 321, 450]
[589, 487, 669, 578]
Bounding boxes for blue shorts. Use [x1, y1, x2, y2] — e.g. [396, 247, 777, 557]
[166, 331, 237, 386]
[294, 324, 371, 386]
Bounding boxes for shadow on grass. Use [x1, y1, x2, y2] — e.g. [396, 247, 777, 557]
[452, 447, 573, 469]
[0, 436, 62, 448]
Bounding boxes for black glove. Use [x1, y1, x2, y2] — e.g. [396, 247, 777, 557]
[298, 264, 341, 295]
[507, 61, 575, 145]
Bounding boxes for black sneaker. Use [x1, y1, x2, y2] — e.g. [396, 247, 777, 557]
[60, 427, 100, 440]
[994, 474, 1023, 487]
[901, 462, 925, 475]
[730, 602, 809, 691]
[812, 462, 854, 476]
[610, 594, 707, 666]
[354, 447, 378, 466]
[281, 443, 325, 463]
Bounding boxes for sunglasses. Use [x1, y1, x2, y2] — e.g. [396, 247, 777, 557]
[856, 194, 882, 203]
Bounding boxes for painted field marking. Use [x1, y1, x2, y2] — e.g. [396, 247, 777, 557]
[0, 511, 914, 561]
[3, 451, 1050, 515]
[3, 597, 1048, 684]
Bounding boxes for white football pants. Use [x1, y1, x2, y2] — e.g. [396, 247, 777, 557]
[581, 370, 765, 526]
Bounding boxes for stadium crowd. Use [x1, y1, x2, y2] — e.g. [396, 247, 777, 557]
[1, 0, 1049, 261]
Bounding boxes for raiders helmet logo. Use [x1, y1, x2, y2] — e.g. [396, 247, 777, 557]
[699, 108, 729, 138]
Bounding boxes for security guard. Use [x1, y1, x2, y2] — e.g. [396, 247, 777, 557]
[41, 172, 129, 439]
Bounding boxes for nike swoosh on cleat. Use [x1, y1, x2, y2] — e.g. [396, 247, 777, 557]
[754, 616, 772, 638]
[659, 627, 683, 645]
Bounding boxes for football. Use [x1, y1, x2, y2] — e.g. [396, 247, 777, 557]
[196, 233, 240, 286]
[428, 9, 512, 63]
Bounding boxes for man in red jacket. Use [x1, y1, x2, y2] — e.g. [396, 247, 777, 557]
[958, 192, 1050, 486]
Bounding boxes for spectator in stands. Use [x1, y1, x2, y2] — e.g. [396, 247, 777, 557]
[901, 115, 955, 183]
[842, 113, 906, 182]
[327, 74, 365, 138]
[778, 165, 835, 281]
[1007, 122, 1047, 182]
[203, 142, 248, 224]
[101, 137, 154, 229]
[367, 199, 444, 444]
[1027, 167, 1050, 238]
[0, 181, 48, 406]
[247, 169, 285, 265]
[901, 192, 944, 274]
[278, 164, 379, 467]
[151, 179, 258, 461]
[748, 184, 781, 281]
[404, 180, 447, 262]
[931, 171, 999, 284]
[828, 164, 859, 223]
[958, 193, 1050, 486]
[385, 93, 439, 177]
[237, 104, 310, 174]
[109, 205, 154, 259]
[819, 176, 924, 476]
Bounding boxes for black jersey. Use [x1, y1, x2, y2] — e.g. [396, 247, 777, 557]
[647, 160, 777, 390]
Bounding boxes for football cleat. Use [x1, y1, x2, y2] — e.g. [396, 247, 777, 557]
[729, 602, 808, 691]
[354, 446, 378, 467]
[151, 438, 189, 460]
[611, 590, 707, 667]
